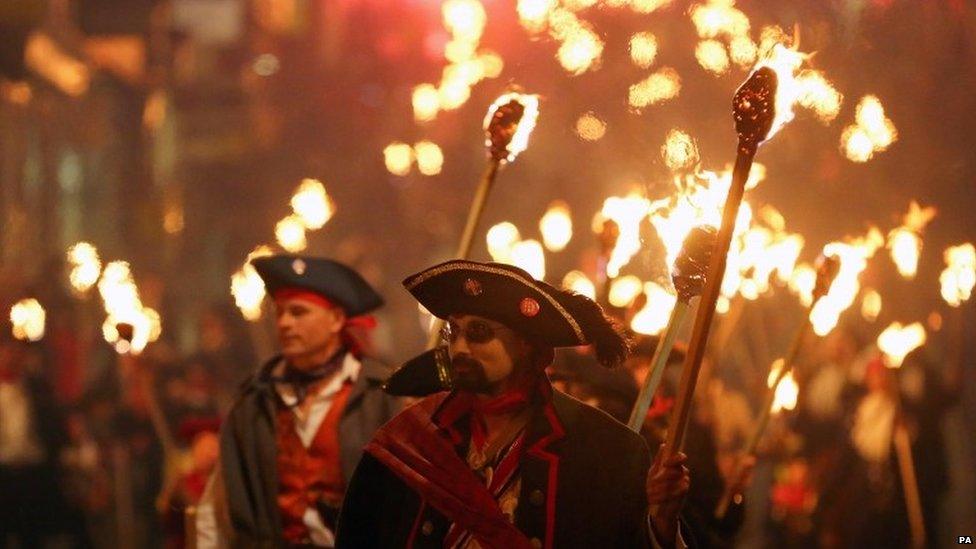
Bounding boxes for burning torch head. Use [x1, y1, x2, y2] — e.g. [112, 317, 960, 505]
[671, 225, 717, 302]
[116, 322, 135, 343]
[486, 98, 526, 162]
[813, 254, 841, 302]
[484, 92, 539, 163]
[732, 66, 778, 152]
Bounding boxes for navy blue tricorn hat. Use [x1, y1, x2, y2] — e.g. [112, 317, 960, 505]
[403, 259, 629, 368]
[252, 255, 383, 316]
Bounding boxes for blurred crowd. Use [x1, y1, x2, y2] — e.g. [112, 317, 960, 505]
[0, 276, 964, 548]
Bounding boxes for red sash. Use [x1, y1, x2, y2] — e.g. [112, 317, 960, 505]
[365, 394, 533, 549]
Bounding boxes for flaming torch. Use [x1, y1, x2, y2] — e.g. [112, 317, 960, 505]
[662, 62, 779, 461]
[877, 321, 928, 549]
[715, 253, 840, 518]
[426, 91, 540, 348]
[10, 298, 46, 342]
[627, 225, 715, 433]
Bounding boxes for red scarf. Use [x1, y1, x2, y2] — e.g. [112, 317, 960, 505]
[439, 383, 533, 452]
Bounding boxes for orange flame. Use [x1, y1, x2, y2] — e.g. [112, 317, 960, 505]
[940, 243, 976, 307]
[630, 282, 677, 335]
[562, 270, 596, 300]
[539, 201, 573, 252]
[887, 201, 936, 280]
[10, 298, 46, 342]
[877, 322, 926, 368]
[483, 93, 540, 163]
[67, 242, 103, 294]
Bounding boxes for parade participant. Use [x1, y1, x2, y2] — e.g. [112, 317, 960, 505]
[195, 255, 400, 548]
[336, 260, 691, 548]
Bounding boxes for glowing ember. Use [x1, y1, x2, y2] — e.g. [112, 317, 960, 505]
[442, 0, 487, 42]
[595, 191, 651, 277]
[695, 39, 730, 75]
[794, 71, 843, 123]
[290, 178, 334, 230]
[231, 246, 274, 321]
[841, 95, 897, 162]
[789, 263, 816, 307]
[483, 92, 540, 163]
[562, 270, 596, 299]
[662, 129, 700, 172]
[767, 359, 798, 413]
[509, 239, 546, 280]
[861, 289, 882, 322]
[630, 282, 677, 335]
[557, 27, 604, 75]
[629, 67, 681, 109]
[689, 1, 750, 40]
[940, 243, 976, 306]
[608, 275, 644, 308]
[10, 298, 45, 342]
[67, 242, 102, 294]
[629, 32, 658, 68]
[517, 0, 555, 33]
[575, 112, 607, 141]
[486, 222, 521, 262]
[539, 201, 573, 252]
[841, 127, 875, 163]
[384, 142, 414, 176]
[887, 201, 936, 279]
[729, 35, 757, 68]
[439, 80, 472, 110]
[412, 84, 441, 123]
[275, 215, 307, 253]
[414, 141, 445, 176]
[809, 228, 885, 336]
[877, 322, 926, 369]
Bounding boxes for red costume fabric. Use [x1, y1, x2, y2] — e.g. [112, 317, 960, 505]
[275, 381, 353, 543]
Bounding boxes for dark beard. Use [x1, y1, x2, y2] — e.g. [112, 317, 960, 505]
[451, 356, 492, 393]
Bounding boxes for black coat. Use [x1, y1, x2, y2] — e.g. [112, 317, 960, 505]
[217, 354, 400, 547]
[336, 388, 666, 549]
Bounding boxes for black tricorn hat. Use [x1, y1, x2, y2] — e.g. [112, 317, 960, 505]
[383, 347, 455, 396]
[404, 260, 630, 368]
[252, 255, 384, 317]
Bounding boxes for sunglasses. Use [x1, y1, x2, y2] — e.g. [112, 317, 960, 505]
[441, 319, 497, 345]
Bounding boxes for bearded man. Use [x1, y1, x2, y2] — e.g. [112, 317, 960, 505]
[336, 260, 690, 548]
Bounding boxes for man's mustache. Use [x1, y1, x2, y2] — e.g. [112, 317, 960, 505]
[451, 356, 483, 371]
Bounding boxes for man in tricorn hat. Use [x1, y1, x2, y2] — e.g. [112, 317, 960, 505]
[336, 260, 690, 548]
[195, 255, 400, 548]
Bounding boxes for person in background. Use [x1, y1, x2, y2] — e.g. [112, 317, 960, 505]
[195, 255, 400, 548]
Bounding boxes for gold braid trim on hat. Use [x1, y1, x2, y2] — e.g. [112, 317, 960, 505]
[405, 262, 585, 342]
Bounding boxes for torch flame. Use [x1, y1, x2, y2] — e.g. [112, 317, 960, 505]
[483, 92, 540, 163]
[562, 270, 596, 300]
[97, 261, 161, 354]
[486, 222, 521, 262]
[861, 289, 882, 322]
[629, 32, 658, 68]
[629, 67, 681, 109]
[877, 322, 926, 369]
[594, 191, 651, 277]
[887, 201, 936, 280]
[290, 178, 335, 230]
[384, 142, 414, 176]
[767, 358, 798, 413]
[10, 298, 46, 342]
[231, 246, 274, 321]
[809, 228, 885, 336]
[662, 129, 700, 172]
[539, 201, 573, 252]
[608, 275, 644, 308]
[940, 243, 976, 307]
[414, 141, 445, 176]
[67, 241, 102, 294]
[841, 95, 897, 162]
[509, 239, 546, 280]
[630, 282, 677, 336]
[275, 215, 308, 253]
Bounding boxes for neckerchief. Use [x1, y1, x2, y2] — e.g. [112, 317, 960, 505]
[269, 348, 347, 407]
[440, 383, 533, 453]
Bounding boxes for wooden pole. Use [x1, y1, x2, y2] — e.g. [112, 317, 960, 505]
[663, 147, 755, 457]
[627, 301, 690, 432]
[426, 160, 501, 349]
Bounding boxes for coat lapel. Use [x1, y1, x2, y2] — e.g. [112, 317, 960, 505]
[515, 382, 566, 549]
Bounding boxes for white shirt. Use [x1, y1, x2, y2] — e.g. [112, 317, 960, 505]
[0, 379, 45, 466]
[195, 354, 361, 549]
